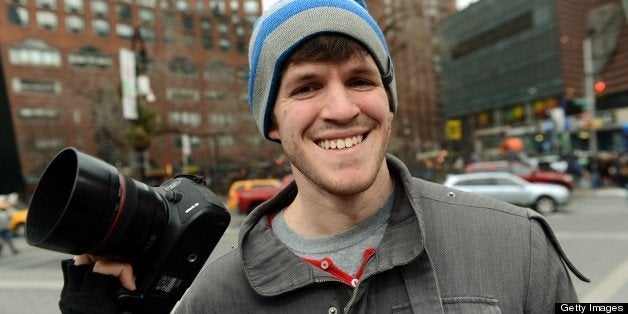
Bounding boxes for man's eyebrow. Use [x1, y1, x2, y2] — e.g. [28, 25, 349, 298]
[285, 72, 317, 84]
[351, 65, 380, 76]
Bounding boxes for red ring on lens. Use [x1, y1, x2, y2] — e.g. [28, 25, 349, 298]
[94, 174, 126, 250]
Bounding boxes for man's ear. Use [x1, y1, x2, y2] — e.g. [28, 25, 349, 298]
[268, 128, 281, 141]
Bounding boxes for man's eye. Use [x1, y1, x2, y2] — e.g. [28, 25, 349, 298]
[349, 79, 375, 89]
[292, 85, 317, 96]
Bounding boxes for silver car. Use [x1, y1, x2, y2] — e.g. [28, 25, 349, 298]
[443, 172, 570, 214]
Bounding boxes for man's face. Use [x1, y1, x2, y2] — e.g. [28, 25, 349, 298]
[268, 52, 393, 196]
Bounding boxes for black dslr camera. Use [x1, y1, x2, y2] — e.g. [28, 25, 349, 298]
[26, 147, 230, 313]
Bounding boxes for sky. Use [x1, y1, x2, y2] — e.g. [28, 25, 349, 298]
[261, 0, 479, 12]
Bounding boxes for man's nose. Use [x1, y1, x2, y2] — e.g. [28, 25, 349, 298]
[319, 83, 360, 122]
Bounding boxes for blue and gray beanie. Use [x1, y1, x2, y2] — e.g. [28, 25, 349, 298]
[248, 0, 398, 141]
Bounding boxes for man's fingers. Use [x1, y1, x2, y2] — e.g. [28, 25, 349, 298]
[73, 254, 97, 265]
[93, 260, 137, 291]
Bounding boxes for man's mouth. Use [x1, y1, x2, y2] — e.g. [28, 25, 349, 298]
[317, 134, 364, 150]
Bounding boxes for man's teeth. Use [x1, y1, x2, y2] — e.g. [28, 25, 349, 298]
[318, 135, 363, 150]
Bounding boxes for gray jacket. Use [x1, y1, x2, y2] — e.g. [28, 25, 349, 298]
[175, 155, 588, 313]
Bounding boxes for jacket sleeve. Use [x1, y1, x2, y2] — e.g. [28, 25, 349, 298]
[59, 259, 121, 314]
[525, 218, 581, 310]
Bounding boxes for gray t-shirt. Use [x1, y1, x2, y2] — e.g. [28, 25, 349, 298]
[272, 188, 393, 276]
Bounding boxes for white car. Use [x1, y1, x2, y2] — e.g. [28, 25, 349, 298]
[443, 172, 570, 214]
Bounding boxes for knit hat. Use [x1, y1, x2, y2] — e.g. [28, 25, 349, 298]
[248, 0, 397, 141]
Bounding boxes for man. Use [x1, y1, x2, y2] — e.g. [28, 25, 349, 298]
[63, 0, 588, 312]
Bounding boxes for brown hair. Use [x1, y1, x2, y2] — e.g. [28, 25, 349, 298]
[284, 34, 371, 68]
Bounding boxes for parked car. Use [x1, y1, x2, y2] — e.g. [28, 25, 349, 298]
[0, 201, 28, 237]
[443, 172, 570, 214]
[464, 160, 574, 190]
[226, 179, 282, 213]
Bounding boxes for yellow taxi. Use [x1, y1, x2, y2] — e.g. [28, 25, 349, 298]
[226, 179, 282, 211]
[1, 201, 28, 237]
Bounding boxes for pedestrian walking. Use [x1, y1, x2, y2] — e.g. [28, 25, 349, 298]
[0, 207, 19, 256]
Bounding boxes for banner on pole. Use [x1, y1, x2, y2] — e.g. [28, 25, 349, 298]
[119, 48, 138, 120]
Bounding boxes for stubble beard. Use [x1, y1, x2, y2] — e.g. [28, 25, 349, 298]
[282, 116, 392, 196]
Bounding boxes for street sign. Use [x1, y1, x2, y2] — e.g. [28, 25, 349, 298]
[445, 119, 462, 140]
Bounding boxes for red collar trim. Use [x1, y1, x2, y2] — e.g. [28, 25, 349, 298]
[302, 248, 376, 288]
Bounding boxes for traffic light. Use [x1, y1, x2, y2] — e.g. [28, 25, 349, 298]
[594, 80, 606, 95]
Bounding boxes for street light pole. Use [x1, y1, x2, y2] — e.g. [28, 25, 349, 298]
[583, 36, 598, 155]
[126, 26, 156, 181]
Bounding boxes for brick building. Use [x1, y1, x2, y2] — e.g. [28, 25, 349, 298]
[370, 0, 457, 164]
[2, 0, 458, 191]
[1, 0, 285, 189]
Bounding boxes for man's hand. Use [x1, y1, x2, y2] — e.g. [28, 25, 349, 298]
[73, 254, 137, 291]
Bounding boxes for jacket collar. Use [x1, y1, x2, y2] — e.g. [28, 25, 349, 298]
[238, 154, 427, 296]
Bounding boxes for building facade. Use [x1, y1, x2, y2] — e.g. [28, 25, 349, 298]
[370, 0, 456, 164]
[438, 0, 628, 158]
[1, 0, 285, 190]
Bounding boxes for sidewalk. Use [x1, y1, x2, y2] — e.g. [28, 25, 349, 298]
[0, 237, 69, 314]
[572, 186, 627, 199]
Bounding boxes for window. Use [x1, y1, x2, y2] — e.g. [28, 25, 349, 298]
[243, 0, 259, 14]
[168, 111, 201, 127]
[139, 8, 154, 25]
[204, 61, 233, 81]
[494, 178, 519, 186]
[19, 107, 60, 119]
[202, 35, 213, 49]
[174, 0, 188, 11]
[237, 40, 246, 54]
[184, 34, 195, 47]
[454, 178, 494, 186]
[217, 22, 228, 35]
[37, 0, 57, 9]
[182, 14, 194, 29]
[9, 39, 62, 67]
[219, 39, 230, 52]
[116, 3, 132, 20]
[140, 27, 156, 41]
[8, 6, 29, 26]
[12, 78, 62, 94]
[208, 112, 234, 125]
[31, 137, 64, 151]
[68, 46, 113, 67]
[136, 0, 156, 7]
[235, 25, 244, 38]
[36, 11, 58, 30]
[230, 0, 239, 12]
[210, 0, 225, 15]
[64, 0, 84, 14]
[92, 19, 109, 36]
[116, 23, 134, 39]
[66, 15, 85, 33]
[168, 56, 197, 75]
[90, 0, 108, 17]
[200, 18, 211, 32]
[166, 88, 200, 102]
[205, 90, 231, 101]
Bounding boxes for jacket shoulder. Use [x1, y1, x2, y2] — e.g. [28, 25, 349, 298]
[410, 176, 529, 218]
[410, 177, 588, 283]
[175, 248, 252, 312]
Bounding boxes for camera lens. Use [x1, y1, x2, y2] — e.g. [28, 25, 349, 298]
[26, 148, 167, 259]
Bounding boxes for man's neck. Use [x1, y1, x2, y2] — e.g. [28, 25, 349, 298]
[282, 166, 394, 238]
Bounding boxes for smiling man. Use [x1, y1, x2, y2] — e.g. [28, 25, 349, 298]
[60, 0, 588, 313]
[175, 0, 588, 312]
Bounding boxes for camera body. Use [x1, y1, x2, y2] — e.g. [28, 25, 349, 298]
[116, 174, 231, 312]
[26, 148, 230, 313]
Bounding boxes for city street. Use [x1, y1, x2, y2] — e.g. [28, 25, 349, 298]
[0, 187, 625, 313]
